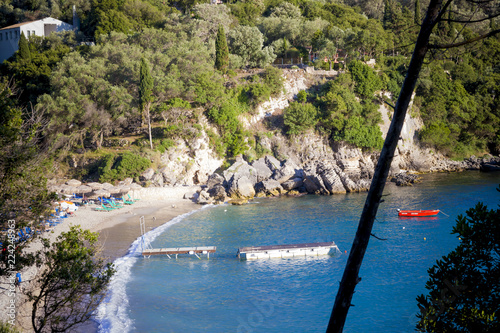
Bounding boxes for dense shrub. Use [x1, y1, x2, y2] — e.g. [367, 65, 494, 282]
[98, 152, 151, 182]
[348, 60, 382, 98]
[284, 101, 318, 135]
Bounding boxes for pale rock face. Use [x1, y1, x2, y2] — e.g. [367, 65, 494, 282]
[159, 128, 223, 186]
[140, 168, 155, 181]
[242, 70, 309, 126]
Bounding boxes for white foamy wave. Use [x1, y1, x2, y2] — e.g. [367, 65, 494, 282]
[96, 207, 210, 333]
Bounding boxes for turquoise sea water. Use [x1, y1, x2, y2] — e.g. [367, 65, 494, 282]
[97, 171, 500, 333]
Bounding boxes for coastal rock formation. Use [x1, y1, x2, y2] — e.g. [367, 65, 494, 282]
[126, 69, 500, 203]
[391, 173, 422, 186]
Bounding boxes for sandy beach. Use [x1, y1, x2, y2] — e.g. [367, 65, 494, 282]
[0, 186, 202, 332]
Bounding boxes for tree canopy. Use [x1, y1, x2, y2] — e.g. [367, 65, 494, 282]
[416, 188, 500, 332]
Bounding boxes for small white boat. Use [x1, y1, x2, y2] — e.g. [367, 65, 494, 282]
[237, 242, 340, 260]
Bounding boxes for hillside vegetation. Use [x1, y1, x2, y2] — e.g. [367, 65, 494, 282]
[1, 0, 499, 184]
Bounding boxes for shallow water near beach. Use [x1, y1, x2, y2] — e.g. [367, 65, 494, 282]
[97, 171, 500, 333]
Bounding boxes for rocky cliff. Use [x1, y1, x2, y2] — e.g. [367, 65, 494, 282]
[138, 68, 498, 203]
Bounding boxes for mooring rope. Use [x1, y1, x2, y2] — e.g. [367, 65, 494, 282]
[439, 210, 450, 217]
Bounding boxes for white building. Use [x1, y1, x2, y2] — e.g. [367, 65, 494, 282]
[0, 17, 73, 63]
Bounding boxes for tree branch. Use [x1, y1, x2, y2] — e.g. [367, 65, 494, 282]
[429, 29, 500, 48]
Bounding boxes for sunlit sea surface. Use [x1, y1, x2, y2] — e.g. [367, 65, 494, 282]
[97, 171, 500, 333]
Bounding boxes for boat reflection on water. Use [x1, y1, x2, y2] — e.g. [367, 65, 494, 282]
[398, 216, 439, 221]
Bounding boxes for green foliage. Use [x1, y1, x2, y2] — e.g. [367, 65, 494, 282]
[17, 32, 30, 62]
[98, 152, 151, 182]
[215, 25, 229, 73]
[227, 25, 276, 68]
[415, 62, 497, 157]
[139, 57, 154, 113]
[297, 90, 308, 103]
[337, 116, 384, 149]
[416, 191, 500, 332]
[262, 66, 284, 97]
[1, 32, 73, 107]
[284, 101, 318, 135]
[156, 138, 176, 153]
[0, 81, 55, 269]
[228, 0, 265, 26]
[420, 121, 452, 151]
[0, 321, 21, 333]
[207, 95, 247, 157]
[28, 226, 115, 333]
[348, 60, 382, 98]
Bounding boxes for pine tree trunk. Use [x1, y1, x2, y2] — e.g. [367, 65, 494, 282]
[146, 104, 153, 150]
[326, 1, 445, 332]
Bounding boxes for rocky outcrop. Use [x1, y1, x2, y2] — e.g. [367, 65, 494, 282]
[391, 173, 422, 186]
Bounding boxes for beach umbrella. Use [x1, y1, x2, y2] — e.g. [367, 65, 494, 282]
[87, 182, 104, 190]
[102, 182, 114, 189]
[108, 186, 122, 195]
[60, 184, 77, 194]
[118, 185, 131, 193]
[66, 179, 82, 187]
[93, 189, 111, 198]
[75, 185, 92, 194]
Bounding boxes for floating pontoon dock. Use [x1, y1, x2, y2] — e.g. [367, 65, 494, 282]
[237, 242, 339, 260]
[142, 246, 216, 259]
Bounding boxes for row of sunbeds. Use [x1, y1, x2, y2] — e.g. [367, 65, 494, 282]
[94, 194, 140, 212]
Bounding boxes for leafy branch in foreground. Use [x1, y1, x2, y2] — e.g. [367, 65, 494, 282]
[416, 186, 500, 332]
[0, 79, 56, 276]
[26, 226, 115, 333]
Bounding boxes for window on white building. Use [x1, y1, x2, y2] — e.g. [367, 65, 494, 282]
[5, 32, 8, 40]
[32, 30, 35, 36]
[0, 33, 2, 41]
[27, 31, 30, 37]
[15, 31, 18, 39]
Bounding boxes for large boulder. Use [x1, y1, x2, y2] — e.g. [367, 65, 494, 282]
[251, 158, 273, 182]
[223, 158, 258, 185]
[196, 190, 213, 204]
[302, 163, 330, 195]
[317, 162, 346, 194]
[391, 172, 422, 186]
[159, 166, 177, 185]
[206, 173, 225, 189]
[273, 159, 301, 184]
[151, 173, 164, 187]
[208, 184, 228, 203]
[227, 176, 256, 199]
[140, 168, 155, 181]
[264, 155, 282, 172]
[281, 177, 304, 191]
[255, 179, 284, 197]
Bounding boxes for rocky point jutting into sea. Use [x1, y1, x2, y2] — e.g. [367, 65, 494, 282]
[129, 69, 500, 205]
[59, 69, 500, 204]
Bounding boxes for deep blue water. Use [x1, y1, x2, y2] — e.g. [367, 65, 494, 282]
[97, 171, 500, 333]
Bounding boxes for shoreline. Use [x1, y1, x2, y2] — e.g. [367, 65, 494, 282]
[0, 187, 202, 332]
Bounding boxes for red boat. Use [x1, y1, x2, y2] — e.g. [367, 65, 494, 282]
[398, 209, 440, 217]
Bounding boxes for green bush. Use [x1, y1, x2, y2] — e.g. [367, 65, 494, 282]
[156, 139, 176, 153]
[262, 66, 284, 97]
[98, 152, 151, 183]
[339, 116, 384, 150]
[348, 60, 382, 98]
[420, 121, 452, 151]
[284, 101, 318, 135]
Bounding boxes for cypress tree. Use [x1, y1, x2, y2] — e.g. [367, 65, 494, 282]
[139, 57, 154, 149]
[215, 25, 229, 73]
[17, 32, 30, 62]
[414, 0, 421, 25]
